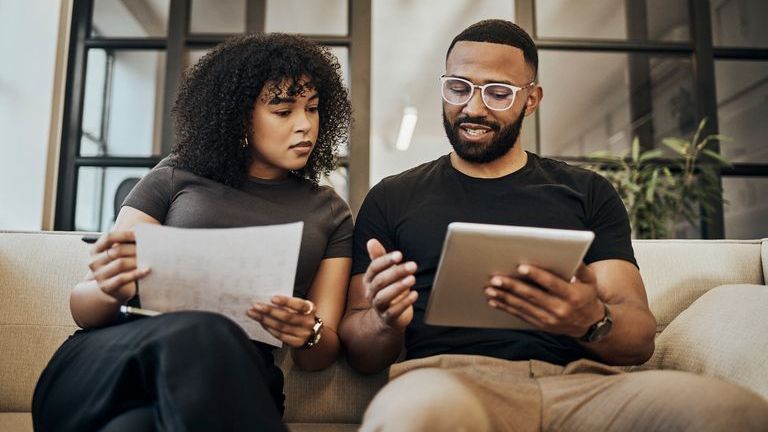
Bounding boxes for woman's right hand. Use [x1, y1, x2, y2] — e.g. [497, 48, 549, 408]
[88, 230, 150, 303]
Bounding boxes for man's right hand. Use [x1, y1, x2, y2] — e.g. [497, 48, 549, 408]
[88, 230, 150, 303]
[363, 239, 418, 331]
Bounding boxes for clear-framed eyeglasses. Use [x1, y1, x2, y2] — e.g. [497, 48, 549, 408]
[440, 76, 535, 111]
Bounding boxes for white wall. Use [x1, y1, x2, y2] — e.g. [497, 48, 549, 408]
[370, 0, 516, 186]
[0, 0, 62, 230]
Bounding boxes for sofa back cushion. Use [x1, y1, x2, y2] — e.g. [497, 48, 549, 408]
[634, 239, 765, 333]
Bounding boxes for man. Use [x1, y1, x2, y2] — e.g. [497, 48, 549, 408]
[339, 19, 768, 431]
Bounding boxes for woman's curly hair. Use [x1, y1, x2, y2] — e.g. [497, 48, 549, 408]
[171, 33, 351, 188]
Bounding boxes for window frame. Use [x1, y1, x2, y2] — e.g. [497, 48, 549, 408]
[517, 0, 768, 239]
[55, 0, 371, 230]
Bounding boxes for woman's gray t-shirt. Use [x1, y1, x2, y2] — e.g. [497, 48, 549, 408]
[123, 162, 353, 298]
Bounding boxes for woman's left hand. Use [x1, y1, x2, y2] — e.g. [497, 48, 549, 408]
[247, 295, 317, 348]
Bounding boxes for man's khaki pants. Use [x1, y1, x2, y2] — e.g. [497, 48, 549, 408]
[360, 354, 768, 432]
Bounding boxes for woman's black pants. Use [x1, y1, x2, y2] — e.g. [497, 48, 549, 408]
[32, 311, 287, 432]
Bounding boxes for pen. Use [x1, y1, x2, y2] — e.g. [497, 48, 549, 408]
[120, 305, 162, 317]
[82, 234, 136, 244]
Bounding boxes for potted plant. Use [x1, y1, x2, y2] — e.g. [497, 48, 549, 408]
[583, 119, 731, 239]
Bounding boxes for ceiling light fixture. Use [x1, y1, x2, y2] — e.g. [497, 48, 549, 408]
[395, 106, 418, 151]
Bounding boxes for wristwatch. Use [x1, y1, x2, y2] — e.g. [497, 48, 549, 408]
[302, 316, 324, 349]
[580, 302, 613, 343]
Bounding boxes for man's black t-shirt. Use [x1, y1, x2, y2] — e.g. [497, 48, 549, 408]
[351, 152, 637, 365]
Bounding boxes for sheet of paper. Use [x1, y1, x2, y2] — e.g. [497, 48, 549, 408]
[135, 222, 303, 347]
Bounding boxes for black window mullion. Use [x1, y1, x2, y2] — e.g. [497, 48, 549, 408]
[245, 0, 266, 34]
[721, 163, 768, 177]
[535, 40, 692, 53]
[348, 0, 371, 216]
[55, 0, 94, 231]
[690, 0, 724, 238]
[626, 0, 655, 152]
[75, 156, 163, 168]
[516, 0, 535, 38]
[713, 47, 768, 60]
[160, 0, 190, 156]
[85, 38, 166, 49]
[515, 0, 539, 154]
[187, 34, 351, 48]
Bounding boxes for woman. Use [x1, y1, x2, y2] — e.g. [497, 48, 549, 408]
[32, 33, 352, 432]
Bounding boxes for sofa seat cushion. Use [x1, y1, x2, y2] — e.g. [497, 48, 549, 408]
[287, 423, 360, 432]
[276, 350, 387, 424]
[0, 325, 77, 412]
[648, 284, 768, 399]
[0, 412, 32, 432]
[0, 413, 360, 432]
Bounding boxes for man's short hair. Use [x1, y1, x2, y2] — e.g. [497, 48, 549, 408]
[446, 19, 538, 78]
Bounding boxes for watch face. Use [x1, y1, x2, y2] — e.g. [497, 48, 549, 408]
[581, 303, 613, 343]
[589, 316, 613, 342]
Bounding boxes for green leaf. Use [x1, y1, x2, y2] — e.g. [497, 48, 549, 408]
[691, 118, 707, 151]
[586, 150, 614, 159]
[697, 134, 732, 150]
[645, 169, 659, 203]
[700, 149, 732, 166]
[662, 137, 688, 156]
[631, 137, 640, 162]
[638, 149, 664, 163]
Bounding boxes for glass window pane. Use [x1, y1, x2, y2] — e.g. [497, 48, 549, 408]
[648, 56, 698, 154]
[715, 60, 768, 163]
[190, 0, 246, 34]
[327, 46, 349, 90]
[319, 167, 349, 202]
[81, 49, 107, 157]
[185, 48, 210, 70]
[538, 51, 695, 156]
[265, 0, 348, 36]
[723, 177, 768, 239]
[711, 0, 768, 47]
[326, 46, 349, 157]
[91, 0, 169, 38]
[75, 167, 151, 232]
[535, 0, 689, 42]
[80, 50, 165, 157]
[672, 217, 702, 239]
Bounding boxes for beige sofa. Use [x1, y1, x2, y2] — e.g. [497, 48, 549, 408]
[2, 231, 767, 431]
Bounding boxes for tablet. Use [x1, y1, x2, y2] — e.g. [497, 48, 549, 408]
[424, 223, 595, 329]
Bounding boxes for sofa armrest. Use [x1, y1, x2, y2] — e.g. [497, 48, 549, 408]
[643, 284, 768, 399]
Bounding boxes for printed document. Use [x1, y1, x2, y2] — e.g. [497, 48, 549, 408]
[135, 222, 303, 347]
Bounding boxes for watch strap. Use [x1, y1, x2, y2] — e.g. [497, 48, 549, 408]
[302, 316, 324, 349]
[580, 302, 612, 343]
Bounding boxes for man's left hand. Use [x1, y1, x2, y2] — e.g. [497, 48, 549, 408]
[485, 263, 605, 338]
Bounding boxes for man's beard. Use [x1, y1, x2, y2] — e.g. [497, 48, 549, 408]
[442, 108, 526, 163]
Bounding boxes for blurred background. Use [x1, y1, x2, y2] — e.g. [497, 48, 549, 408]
[1, 0, 766, 238]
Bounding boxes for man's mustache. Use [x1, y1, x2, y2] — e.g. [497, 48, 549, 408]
[452, 116, 500, 131]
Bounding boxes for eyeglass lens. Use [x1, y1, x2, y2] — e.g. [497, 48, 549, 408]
[442, 78, 516, 110]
